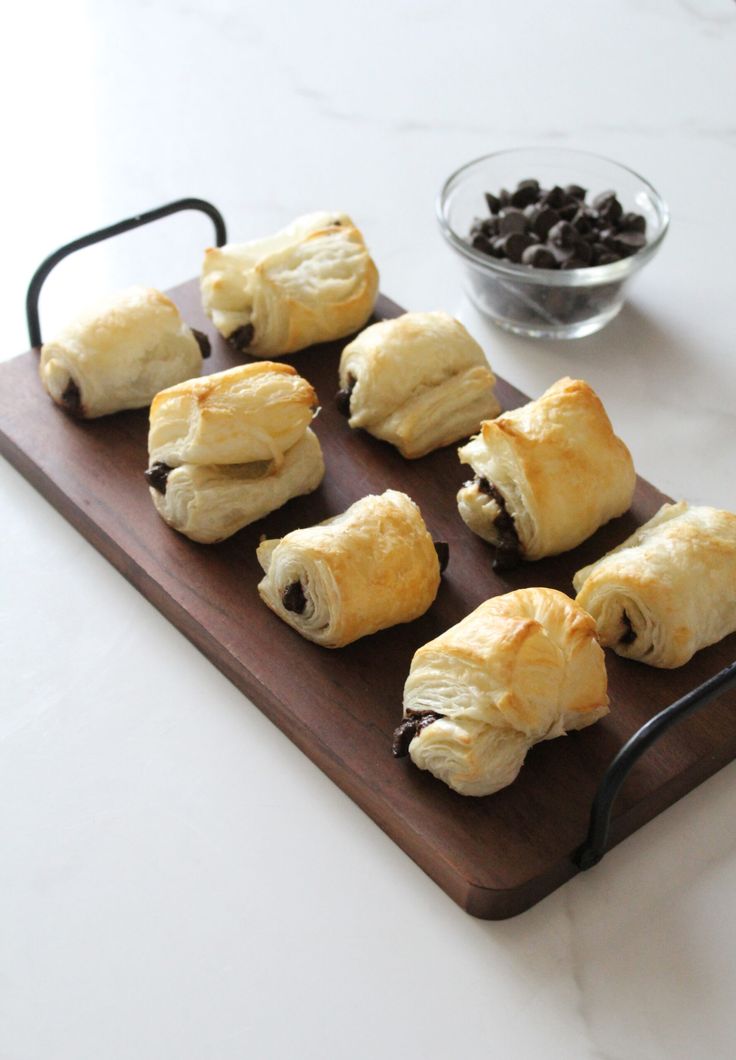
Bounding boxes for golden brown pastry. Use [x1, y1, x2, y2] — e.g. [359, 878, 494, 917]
[336, 311, 500, 458]
[147, 429, 324, 544]
[456, 377, 636, 568]
[573, 501, 736, 668]
[394, 588, 609, 796]
[39, 286, 207, 418]
[256, 490, 444, 648]
[200, 212, 379, 358]
[147, 362, 317, 470]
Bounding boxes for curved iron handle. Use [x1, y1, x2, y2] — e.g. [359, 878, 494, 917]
[26, 197, 227, 348]
[574, 659, 736, 870]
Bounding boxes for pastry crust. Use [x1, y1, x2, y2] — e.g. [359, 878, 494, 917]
[457, 377, 636, 562]
[398, 588, 609, 796]
[39, 286, 203, 418]
[148, 362, 317, 469]
[338, 311, 500, 458]
[149, 428, 324, 544]
[201, 211, 379, 358]
[573, 501, 736, 668]
[256, 489, 441, 648]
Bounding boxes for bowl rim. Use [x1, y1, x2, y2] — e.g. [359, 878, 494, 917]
[436, 146, 670, 287]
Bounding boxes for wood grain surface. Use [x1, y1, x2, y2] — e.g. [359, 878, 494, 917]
[2, 281, 735, 919]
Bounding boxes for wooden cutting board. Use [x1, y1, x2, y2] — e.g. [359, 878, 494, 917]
[2, 281, 735, 919]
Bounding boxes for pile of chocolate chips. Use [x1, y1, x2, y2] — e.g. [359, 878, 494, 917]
[469, 180, 647, 269]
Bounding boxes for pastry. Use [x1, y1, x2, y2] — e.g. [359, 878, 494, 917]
[393, 588, 609, 796]
[147, 429, 324, 544]
[456, 377, 636, 569]
[147, 362, 317, 470]
[256, 490, 445, 648]
[39, 286, 208, 418]
[200, 212, 379, 358]
[336, 311, 500, 458]
[573, 501, 736, 668]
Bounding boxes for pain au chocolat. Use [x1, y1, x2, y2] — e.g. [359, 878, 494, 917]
[336, 311, 500, 458]
[146, 362, 324, 543]
[256, 490, 445, 648]
[574, 501, 736, 668]
[394, 588, 609, 796]
[201, 212, 378, 358]
[456, 377, 635, 569]
[39, 286, 208, 418]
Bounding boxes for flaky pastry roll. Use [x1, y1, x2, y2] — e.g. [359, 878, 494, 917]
[457, 377, 635, 569]
[393, 588, 609, 796]
[201, 211, 379, 358]
[39, 286, 207, 418]
[148, 362, 317, 470]
[146, 429, 324, 544]
[256, 489, 444, 648]
[573, 501, 736, 668]
[336, 311, 500, 458]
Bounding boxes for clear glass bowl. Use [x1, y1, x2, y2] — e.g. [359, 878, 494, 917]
[437, 147, 669, 339]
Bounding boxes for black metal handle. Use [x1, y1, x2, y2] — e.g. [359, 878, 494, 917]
[574, 659, 736, 870]
[25, 197, 227, 348]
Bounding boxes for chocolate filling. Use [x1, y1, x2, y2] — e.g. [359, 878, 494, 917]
[60, 377, 83, 418]
[619, 609, 637, 645]
[145, 462, 173, 495]
[476, 477, 522, 571]
[282, 580, 307, 614]
[229, 323, 255, 351]
[433, 541, 450, 574]
[335, 374, 356, 418]
[191, 328, 211, 359]
[392, 711, 444, 758]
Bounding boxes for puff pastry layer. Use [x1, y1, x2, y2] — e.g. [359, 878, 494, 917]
[39, 286, 204, 418]
[457, 377, 635, 565]
[395, 588, 609, 796]
[337, 311, 500, 458]
[148, 429, 324, 544]
[148, 362, 317, 470]
[201, 212, 379, 358]
[573, 501, 736, 668]
[256, 489, 441, 648]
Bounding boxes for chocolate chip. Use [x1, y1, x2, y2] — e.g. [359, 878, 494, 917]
[560, 258, 587, 270]
[60, 377, 83, 417]
[592, 191, 623, 223]
[611, 230, 648, 255]
[549, 220, 576, 248]
[532, 207, 559, 239]
[145, 461, 172, 495]
[335, 375, 356, 417]
[191, 328, 211, 359]
[521, 244, 558, 269]
[229, 323, 254, 351]
[510, 180, 540, 208]
[542, 185, 566, 209]
[498, 209, 528, 236]
[484, 191, 501, 214]
[565, 184, 587, 201]
[621, 211, 646, 233]
[499, 188, 511, 207]
[502, 232, 533, 263]
[433, 541, 450, 573]
[596, 252, 622, 265]
[557, 202, 579, 221]
[471, 232, 495, 255]
[282, 581, 306, 614]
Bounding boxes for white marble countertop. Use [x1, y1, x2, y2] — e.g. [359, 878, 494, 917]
[2, 2, 736, 1057]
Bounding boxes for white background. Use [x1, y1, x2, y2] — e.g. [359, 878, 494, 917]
[2, 2, 735, 1058]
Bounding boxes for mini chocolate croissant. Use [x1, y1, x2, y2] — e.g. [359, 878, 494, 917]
[336, 311, 500, 458]
[256, 490, 445, 647]
[574, 501, 736, 668]
[39, 286, 207, 418]
[456, 377, 635, 569]
[394, 588, 609, 796]
[201, 212, 379, 358]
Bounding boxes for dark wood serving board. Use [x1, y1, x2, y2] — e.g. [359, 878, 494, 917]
[2, 281, 735, 919]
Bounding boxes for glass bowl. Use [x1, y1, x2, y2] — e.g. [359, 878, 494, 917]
[437, 147, 669, 339]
